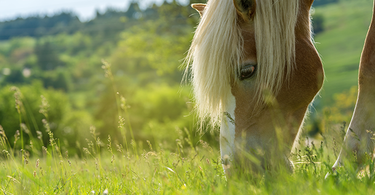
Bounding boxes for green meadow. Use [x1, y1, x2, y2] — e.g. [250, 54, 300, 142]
[315, 0, 373, 105]
[1, 0, 375, 194]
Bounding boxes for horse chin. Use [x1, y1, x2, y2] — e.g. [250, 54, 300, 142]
[231, 133, 295, 176]
[220, 94, 298, 177]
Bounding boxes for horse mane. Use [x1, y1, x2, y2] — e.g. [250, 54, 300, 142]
[185, 0, 301, 124]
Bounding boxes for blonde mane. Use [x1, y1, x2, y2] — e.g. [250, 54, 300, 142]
[185, 0, 300, 124]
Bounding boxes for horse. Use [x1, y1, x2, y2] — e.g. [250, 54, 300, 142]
[185, 0, 375, 175]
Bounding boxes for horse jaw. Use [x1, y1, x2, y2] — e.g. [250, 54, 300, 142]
[220, 93, 236, 175]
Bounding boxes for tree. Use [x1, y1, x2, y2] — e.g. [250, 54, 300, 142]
[312, 14, 324, 35]
[34, 41, 64, 71]
[3, 69, 24, 84]
[0, 12, 81, 40]
[126, 1, 141, 19]
[189, 0, 203, 4]
[313, 0, 339, 7]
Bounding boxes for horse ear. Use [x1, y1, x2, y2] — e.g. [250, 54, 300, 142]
[306, 0, 315, 9]
[191, 4, 206, 17]
[233, 0, 256, 21]
[308, 0, 315, 8]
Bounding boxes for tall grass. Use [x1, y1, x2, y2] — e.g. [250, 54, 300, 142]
[0, 62, 374, 194]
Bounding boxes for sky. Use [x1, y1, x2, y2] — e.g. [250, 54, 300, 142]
[0, 0, 189, 22]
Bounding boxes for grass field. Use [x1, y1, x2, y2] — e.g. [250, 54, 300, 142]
[1, 128, 375, 194]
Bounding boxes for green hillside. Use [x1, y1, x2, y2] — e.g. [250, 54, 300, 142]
[314, 0, 373, 106]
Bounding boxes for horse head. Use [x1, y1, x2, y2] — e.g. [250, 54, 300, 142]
[187, 0, 323, 175]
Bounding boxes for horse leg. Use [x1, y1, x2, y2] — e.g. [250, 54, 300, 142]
[330, 1, 375, 174]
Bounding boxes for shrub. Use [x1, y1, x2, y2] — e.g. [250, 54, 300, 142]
[312, 13, 325, 35]
[0, 82, 93, 155]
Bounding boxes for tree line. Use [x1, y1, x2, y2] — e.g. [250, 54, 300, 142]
[0, 0, 192, 40]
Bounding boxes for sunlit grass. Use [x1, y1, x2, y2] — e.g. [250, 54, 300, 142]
[1, 127, 375, 194]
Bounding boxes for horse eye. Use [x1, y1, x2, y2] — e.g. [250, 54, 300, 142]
[240, 65, 257, 80]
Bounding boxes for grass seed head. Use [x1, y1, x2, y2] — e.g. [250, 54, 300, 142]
[39, 95, 49, 118]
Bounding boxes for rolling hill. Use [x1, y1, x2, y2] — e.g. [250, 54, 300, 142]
[314, 0, 373, 106]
